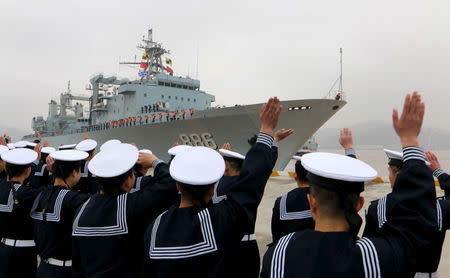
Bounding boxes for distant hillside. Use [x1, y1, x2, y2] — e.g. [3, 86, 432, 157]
[0, 126, 29, 142]
[316, 121, 450, 150]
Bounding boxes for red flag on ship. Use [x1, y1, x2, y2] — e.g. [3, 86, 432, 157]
[140, 62, 148, 69]
[165, 66, 174, 73]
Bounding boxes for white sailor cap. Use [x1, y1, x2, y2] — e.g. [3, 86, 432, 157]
[59, 144, 77, 150]
[1, 148, 38, 165]
[0, 145, 9, 157]
[14, 141, 29, 148]
[76, 139, 98, 152]
[26, 142, 37, 148]
[89, 143, 138, 178]
[41, 147, 56, 154]
[219, 149, 245, 160]
[170, 146, 225, 186]
[139, 149, 153, 155]
[7, 144, 15, 150]
[168, 145, 193, 156]
[100, 139, 122, 152]
[383, 149, 430, 167]
[301, 152, 377, 193]
[292, 155, 302, 161]
[50, 150, 89, 161]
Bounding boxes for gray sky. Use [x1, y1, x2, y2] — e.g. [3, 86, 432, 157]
[1, 0, 450, 134]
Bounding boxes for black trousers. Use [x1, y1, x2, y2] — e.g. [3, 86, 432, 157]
[37, 261, 71, 278]
[233, 240, 260, 278]
[0, 242, 37, 278]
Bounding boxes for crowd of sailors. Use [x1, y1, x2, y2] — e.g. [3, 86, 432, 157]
[0, 93, 448, 278]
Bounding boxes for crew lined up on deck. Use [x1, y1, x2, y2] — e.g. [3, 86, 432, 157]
[0, 93, 448, 277]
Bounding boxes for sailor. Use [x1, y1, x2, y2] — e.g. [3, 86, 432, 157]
[363, 148, 448, 277]
[0, 145, 8, 180]
[0, 148, 40, 278]
[270, 128, 354, 244]
[30, 149, 90, 278]
[261, 92, 438, 277]
[74, 139, 99, 194]
[71, 143, 179, 277]
[30, 146, 56, 189]
[142, 97, 281, 278]
[426, 151, 450, 199]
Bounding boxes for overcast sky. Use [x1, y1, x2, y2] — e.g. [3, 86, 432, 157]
[1, 0, 449, 134]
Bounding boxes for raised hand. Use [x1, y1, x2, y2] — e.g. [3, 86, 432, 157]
[425, 151, 441, 172]
[393, 92, 425, 147]
[339, 128, 353, 150]
[46, 156, 55, 173]
[0, 136, 5, 146]
[275, 129, 294, 142]
[221, 143, 232, 150]
[137, 152, 159, 168]
[34, 144, 42, 162]
[260, 97, 282, 136]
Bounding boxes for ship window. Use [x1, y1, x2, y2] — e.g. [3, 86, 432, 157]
[168, 96, 171, 99]
[161, 95, 164, 99]
[165, 82, 170, 87]
[194, 99, 196, 102]
[158, 81, 163, 86]
[188, 98, 190, 102]
[188, 86, 193, 90]
[171, 83, 176, 87]
[177, 84, 182, 88]
[175, 96, 178, 100]
[144, 93, 147, 97]
[181, 97, 184, 101]
[183, 85, 187, 89]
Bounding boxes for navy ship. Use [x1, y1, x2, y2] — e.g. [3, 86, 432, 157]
[25, 28, 346, 170]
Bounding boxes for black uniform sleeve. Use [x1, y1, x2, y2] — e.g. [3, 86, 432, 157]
[362, 201, 379, 238]
[434, 169, 450, 198]
[212, 133, 274, 240]
[271, 143, 279, 168]
[439, 199, 450, 231]
[271, 197, 283, 243]
[359, 147, 437, 275]
[260, 241, 276, 278]
[127, 162, 179, 221]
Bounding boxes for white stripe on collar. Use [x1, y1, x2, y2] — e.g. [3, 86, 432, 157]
[270, 232, 294, 278]
[0, 184, 21, 212]
[356, 237, 381, 278]
[34, 164, 48, 177]
[72, 194, 128, 237]
[211, 181, 226, 204]
[150, 208, 218, 259]
[130, 176, 143, 193]
[279, 193, 311, 220]
[30, 189, 69, 222]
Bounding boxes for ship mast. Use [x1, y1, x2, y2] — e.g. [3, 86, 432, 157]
[119, 28, 171, 80]
[327, 48, 345, 100]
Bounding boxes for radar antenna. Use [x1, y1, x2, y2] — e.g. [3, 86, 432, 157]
[119, 28, 171, 80]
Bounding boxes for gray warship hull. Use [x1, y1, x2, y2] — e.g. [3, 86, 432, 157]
[40, 99, 345, 170]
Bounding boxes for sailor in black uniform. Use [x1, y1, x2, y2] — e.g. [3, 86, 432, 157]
[0, 148, 40, 278]
[30, 146, 56, 189]
[74, 139, 99, 194]
[0, 145, 8, 180]
[142, 97, 282, 278]
[270, 128, 356, 243]
[261, 92, 438, 277]
[363, 148, 448, 277]
[30, 149, 90, 278]
[71, 143, 179, 278]
[270, 155, 314, 243]
[425, 151, 450, 198]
